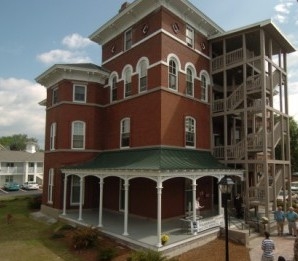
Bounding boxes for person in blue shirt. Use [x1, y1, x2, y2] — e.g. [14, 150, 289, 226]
[286, 206, 298, 236]
[274, 206, 285, 236]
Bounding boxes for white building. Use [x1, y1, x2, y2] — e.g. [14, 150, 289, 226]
[0, 143, 44, 187]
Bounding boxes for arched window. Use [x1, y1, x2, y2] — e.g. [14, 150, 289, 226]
[50, 122, 56, 151]
[185, 116, 196, 147]
[124, 67, 132, 97]
[120, 118, 130, 148]
[138, 59, 148, 92]
[186, 67, 194, 96]
[169, 59, 178, 90]
[200, 71, 210, 102]
[71, 121, 85, 149]
[109, 73, 118, 102]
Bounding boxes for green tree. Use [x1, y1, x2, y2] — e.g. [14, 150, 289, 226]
[0, 134, 38, 151]
[290, 117, 298, 172]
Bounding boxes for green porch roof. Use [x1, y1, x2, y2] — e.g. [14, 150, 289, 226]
[66, 147, 227, 171]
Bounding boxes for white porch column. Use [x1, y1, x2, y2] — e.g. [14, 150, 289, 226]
[98, 178, 104, 227]
[156, 179, 163, 247]
[78, 176, 84, 221]
[192, 179, 197, 222]
[62, 174, 67, 215]
[218, 177, 223, 215]
[123, 179, 129, 236]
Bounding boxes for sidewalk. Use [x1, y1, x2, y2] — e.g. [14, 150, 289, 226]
[249, 232, 296, 261]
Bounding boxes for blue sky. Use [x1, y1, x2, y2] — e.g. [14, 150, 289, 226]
[0, 0, 297, 149]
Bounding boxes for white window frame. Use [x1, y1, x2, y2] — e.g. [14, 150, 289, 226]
[138, 59, 148, 92]
[52, 87, 58, 105]
[186, 67, 194, 97]
[186, 25, 194, 48]
[50, 122, 56, 151]
[169, 59, 178, 91]
[185, 116, 196, 148]
[110, 74, 118, 102]
[70, 175, 84, 206]
[71, 121, 85, 149]
[48, 168, 54, 204]
[125, 29, 132, 51]
[120, 118, 130, 148]
[124, 67, 132, 98]
[200, 71, 210, 102]
[73, 84, 87, 103]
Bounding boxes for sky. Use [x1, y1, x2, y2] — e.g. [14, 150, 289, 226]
[0, 0, 297, 149]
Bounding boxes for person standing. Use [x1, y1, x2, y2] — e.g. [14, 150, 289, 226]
[274, 206, 285, 236]
[195, 197, 204, 217]
[261, 231, 275, 261]
[286, 206, 298, 236]
[234, 193, 243, 218]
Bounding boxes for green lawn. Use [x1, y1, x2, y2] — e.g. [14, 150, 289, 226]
[0, 195, 81, 261]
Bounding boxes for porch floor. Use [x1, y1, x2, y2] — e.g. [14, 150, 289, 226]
[59, 209, 236, 253]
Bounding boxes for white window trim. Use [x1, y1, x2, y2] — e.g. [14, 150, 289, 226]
[71, 121, 86, 150]
[120, 117, 130, 148]
[50, 122, 56, 151]
[186, 66, 195, 97]
[52, 87, 58, 105]
[199, 70, 210, 102]
[137, 58, 149, 93]
[48, 169, 54, 204]
[185, 116, 196, 148]
[123, 65, 133, 98]
[186, 25, 194, 48]
[70, 175, 84, 206]
[124, 28, 132, 51]
[73, 84, 87, 103]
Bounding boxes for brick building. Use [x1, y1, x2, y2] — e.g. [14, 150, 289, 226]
[36, 0, 295, 250]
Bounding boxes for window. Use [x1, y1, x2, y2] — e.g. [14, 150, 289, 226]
[201, 75, 207, 102]
[50, 122, 56, 150]
[73, 85, 86, 102]
[169, 59, 177, 90]
[121, 118, 130, 148]
[48, 169, 54, 204]
[186, 25, 194, 48]
[111, 76, 117, 102]
[139, 59, 148, 92]
[186, 68, 194, 96]
[72, 121, 85, 149]
[125, 29, 132, 51]
[124, 67, 132, 97]
[52, 88, 58, 105]
[71, 175, 81, 205]
[185, 117, 196, 147]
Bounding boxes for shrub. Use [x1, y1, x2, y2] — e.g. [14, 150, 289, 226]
[70, 226, 100, 250]
[27, 195, 42, 209]
[98, 247, 117, 261]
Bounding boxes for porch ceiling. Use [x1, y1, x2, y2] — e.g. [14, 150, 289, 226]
[63, 147, 228, 171]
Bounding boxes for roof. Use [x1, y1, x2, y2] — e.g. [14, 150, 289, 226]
[209, 19, 296, 53]
[35, 63, 110, 88]
[0, 150, 44, 162]
[89, 0, 224, 45]
[63, 147, 228, 171]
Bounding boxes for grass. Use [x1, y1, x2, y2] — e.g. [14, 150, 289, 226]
[0, 195, 82, 261]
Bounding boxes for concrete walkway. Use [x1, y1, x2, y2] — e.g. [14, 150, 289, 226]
[249, 233, 296, 261]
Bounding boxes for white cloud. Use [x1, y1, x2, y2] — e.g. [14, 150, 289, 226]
[36, 33, 95, 66]
[0, 77, 46, 148]
[62, 33, 94, 49]
[37, 49, 92, 65]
